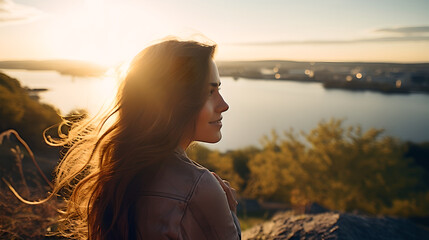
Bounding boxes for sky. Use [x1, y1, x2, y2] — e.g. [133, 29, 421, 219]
[0, 0, 428, 65]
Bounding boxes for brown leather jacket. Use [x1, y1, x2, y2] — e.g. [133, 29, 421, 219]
[135, 152, 241, 239]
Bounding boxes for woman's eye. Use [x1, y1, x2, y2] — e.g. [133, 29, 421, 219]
[209, 87, 220, 96]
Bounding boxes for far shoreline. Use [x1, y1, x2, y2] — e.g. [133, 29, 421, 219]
[1, 58, 429, 94]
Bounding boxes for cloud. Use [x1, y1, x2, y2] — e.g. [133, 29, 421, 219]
[0, 0, 43, 25]
[229, 36, 429, 46]
[375, 26, 429, 34]
[228, 25, 429, 46]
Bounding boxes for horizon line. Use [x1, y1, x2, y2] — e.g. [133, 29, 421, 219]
[0, 58, 429, 66]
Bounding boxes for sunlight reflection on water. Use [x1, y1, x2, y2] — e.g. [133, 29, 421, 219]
[2, 69, 118, 116]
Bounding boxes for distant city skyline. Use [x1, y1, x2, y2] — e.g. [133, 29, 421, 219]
[1, 0, 429, 65]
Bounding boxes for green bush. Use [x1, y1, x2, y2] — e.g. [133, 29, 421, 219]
[189, 119, 429, 217]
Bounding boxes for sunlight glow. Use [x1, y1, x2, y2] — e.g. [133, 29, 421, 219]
[346, 76, 353, 82]
[1, 0, 428, 63]
[305, 69, 314, 78]
[273, 67, 279, 73]
[356, 73, 362, 79]
[45, 0, 178, 66]
[85, 71, 119, 116]
[396, 80, 402, 88]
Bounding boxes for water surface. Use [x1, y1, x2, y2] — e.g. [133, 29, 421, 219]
[3, 69, 429, 151]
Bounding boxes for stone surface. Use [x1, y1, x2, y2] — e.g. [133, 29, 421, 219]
[242, 211, 429, 240]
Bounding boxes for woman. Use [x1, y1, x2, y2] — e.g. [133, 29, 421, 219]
[48, 38, 241, 239]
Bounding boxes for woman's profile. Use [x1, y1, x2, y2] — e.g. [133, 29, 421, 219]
[46, 37, 241, 239]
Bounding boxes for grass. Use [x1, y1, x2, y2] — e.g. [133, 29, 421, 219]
[239, 216, 267, 231]
[238, 210, 276, 231]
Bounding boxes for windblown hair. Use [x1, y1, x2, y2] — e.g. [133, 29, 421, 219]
[47, 38, 216, 239]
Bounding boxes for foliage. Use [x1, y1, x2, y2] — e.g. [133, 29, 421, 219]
[0, 72, 61, 151]
[0, 72, 63, 238]
[187, 144, 246, 190]
[189, 119, 429, 217]
[0, 188, 61, 239]
[245, 119, 428, 216]
[1, 67, 428, 235]
[0, 131, 62, 239]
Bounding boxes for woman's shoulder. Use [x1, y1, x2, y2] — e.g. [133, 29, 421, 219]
[137, 153, 212, 201]
[172, 154, 225, 199]
[181, 160, 240, 239]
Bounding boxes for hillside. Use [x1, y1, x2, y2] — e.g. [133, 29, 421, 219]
[0, 72, 60, 150]
[0, 60, 107, 77]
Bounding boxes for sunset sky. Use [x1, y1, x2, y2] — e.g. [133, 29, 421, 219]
[1, 0, 428, 65]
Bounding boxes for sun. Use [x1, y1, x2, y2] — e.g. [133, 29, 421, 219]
[45, 0, 177, 67]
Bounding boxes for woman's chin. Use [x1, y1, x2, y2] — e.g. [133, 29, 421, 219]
[198, 133, 222, 144]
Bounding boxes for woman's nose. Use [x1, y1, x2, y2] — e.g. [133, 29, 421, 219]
[217, 94, 229, 113]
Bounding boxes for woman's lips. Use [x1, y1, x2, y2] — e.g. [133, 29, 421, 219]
[209, 117, 223, 126]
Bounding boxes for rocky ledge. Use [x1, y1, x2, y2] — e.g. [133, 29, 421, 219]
[242, 211, 429, 240]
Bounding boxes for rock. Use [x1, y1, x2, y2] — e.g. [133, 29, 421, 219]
[304, 203, 330, 214]
[242, 211, 429, 240]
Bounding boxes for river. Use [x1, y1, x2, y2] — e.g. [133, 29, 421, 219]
[2, 69, 429, 151]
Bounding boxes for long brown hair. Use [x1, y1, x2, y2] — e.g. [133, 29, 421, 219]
[47, 38, 217, 239]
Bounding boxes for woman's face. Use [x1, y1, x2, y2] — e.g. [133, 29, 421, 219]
[192, 60, 229, 144]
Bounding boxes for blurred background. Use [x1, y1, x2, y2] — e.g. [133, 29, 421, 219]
[1, 0, 429, 238]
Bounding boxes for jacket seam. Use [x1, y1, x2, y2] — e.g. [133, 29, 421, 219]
[178, 170, 206, 239]
[186, 168, 206, 201]
[138, 191, 187, 202]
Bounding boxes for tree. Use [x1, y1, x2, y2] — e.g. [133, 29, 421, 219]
[244, 119, 427, 216]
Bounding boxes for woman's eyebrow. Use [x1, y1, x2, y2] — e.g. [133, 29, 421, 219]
[210, 82, 221, 87]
